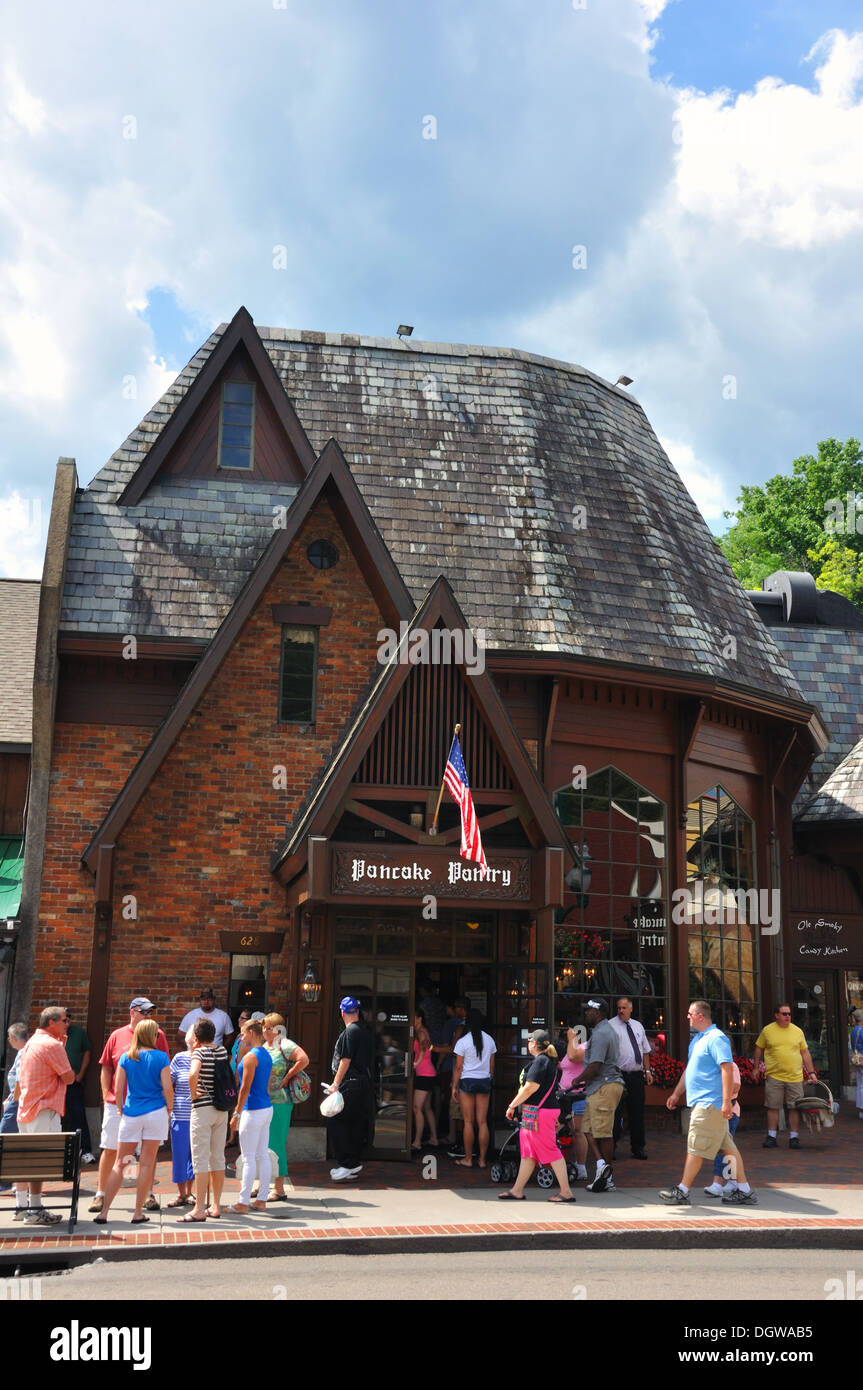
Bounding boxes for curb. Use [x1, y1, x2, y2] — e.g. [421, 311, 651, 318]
[4, 1220, 863, 1268]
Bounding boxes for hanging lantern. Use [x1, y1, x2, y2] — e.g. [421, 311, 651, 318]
[301, 959, 322, 1004]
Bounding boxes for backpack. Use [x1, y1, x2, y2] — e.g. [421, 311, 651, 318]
[212, 1056, 238, 1111]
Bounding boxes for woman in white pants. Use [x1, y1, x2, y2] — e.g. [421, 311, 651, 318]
[228, 1019, 274, 1213]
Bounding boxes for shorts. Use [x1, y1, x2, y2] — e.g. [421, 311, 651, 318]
[414, 1076, 437, 1092]
[100, 1104, 121, 1152]
[686, 1103, 736, 1159]
[18, 1109, 61, 1135]
[764, 1077, 804, 1111]
[190, 1106, 228, 1174]
[458, 1078, 491, 1096]
[570, 1098, 586, 1117]
[117, 1108, 169, 1145]
[582, 1082, 624, 1139]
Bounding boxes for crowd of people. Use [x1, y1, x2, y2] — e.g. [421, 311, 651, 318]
[0, 984, 857, 1221]
[0, 989, 309, 1225]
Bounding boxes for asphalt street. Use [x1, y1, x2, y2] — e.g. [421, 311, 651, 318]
[32, 1247, 862, 1301]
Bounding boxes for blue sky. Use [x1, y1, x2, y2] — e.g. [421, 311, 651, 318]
[2, 0, 862, 574]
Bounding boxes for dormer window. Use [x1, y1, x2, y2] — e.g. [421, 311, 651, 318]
[218, 382, 255, 470]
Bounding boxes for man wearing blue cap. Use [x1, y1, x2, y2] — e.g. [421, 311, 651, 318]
[326, 997, 372, 1181]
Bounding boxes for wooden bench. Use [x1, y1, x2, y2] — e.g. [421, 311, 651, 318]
[0, 1130, 81, 1234]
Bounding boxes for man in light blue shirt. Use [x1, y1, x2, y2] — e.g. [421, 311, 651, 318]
[659, 1000, 756, 1207]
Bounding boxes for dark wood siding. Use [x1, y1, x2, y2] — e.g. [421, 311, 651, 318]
[56, 657, 196, 728]
[0, 753, 29, 834]
[160, 347, 305, 485]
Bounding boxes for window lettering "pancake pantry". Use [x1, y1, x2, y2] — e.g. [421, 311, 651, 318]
[350, 858, 505, 886]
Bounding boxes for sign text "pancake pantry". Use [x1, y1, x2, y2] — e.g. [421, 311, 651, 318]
[351, 857, 505, 886]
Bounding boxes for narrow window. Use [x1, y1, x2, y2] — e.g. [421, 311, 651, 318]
[279, 626, 317, 723]
[218, 381, 255, 470]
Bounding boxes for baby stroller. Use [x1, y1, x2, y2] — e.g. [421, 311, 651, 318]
[489, 1091, 581, 1188]
[795, 1080, 836, 1135]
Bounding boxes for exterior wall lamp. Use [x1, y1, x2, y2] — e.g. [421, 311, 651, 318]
[300, 910, 322, 1004]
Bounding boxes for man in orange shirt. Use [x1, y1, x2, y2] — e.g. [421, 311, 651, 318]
[13, 1005, 75, 1226]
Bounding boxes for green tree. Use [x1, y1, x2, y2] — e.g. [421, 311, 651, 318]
[719, 437, 863, 605]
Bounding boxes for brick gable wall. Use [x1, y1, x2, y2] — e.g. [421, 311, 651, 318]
[33, 497, 384, 1042]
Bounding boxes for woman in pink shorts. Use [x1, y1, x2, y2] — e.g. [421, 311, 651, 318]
[499, 1030, 575, 1204]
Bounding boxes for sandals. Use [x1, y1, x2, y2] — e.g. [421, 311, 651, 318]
[143, 1196, 159, 1212]
[547, 1195, 576, 1203]
[167, 1196, 192, 1207]
[131, 1215, 150, 1224]
[179, 1213, 207, 1223]
[497, 1191, 525, 1200]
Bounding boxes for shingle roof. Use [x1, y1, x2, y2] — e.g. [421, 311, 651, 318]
[766, 627, 863, 807]
[0, 579, 40, 743]
[61, 324, 803, 703]
[798, 734, 863, 822]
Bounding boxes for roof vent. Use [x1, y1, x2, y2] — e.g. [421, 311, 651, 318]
[762, 571, 818, 624]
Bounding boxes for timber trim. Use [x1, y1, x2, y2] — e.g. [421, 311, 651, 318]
[118, 306, 317, 505]
[271, 576, 574, 885]
[80, 438, 415, 873]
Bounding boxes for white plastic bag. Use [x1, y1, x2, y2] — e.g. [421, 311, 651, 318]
[320, 1089, 344, 1118]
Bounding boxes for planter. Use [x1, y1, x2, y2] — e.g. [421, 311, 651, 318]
[644, 1085, 681, 1133]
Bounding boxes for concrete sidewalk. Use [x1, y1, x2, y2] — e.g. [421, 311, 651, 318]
[2, 1161, 862, 1264]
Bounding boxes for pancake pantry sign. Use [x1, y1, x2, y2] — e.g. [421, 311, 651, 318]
[331, 847, 532, 900]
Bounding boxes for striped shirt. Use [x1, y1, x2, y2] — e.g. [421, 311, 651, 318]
[190, 1044, 228, 1108]
[170, 1053, 193, 1122]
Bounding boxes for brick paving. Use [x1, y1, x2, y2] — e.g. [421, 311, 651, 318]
[1, 1106, 859, 1260]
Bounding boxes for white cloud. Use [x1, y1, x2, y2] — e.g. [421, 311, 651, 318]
[0, 491, 47, 579]
[674, 29, 863, 249]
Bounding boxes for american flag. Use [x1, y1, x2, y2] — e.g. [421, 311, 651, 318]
[443, 734, 488, 876]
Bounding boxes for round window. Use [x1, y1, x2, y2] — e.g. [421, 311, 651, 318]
[307, 539, 339, 570]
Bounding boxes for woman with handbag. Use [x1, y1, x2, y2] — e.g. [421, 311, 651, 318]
[261, 1013, 310, 1200]
[498, 1030, 576, 1204]
[851, 1009, 863, 1120]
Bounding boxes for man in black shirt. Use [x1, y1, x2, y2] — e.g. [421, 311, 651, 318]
[326, 996, 372, 1181]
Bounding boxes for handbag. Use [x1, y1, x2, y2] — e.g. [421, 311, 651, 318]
[286, 1071, 312, 1104]
[520, 1071, 560, 1133]
[851, 1027, 863, 1068]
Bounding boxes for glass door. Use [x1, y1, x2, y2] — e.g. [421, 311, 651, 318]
[335, 961, 414, 1159]
[792, 972, 840, 1095]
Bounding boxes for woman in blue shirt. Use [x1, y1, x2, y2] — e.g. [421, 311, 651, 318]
[228, 1019, 273, 1213]
[96, 1019, 173, 1225]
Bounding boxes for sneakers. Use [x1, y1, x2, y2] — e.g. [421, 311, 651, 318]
[81, 1152, 96, 1165]
[722, 1188, 758, 1205]
[586, 1165, 613, 1193]
[762, 1135, 778, 1148]
[88, 1194, 104, 1213]
[659, 1185, 690, 1205]
[703, 1182, 725, 1198]
[330, 1166, 363, 1182]
[789, 1137, 801, 1149]
[13, 1207, 31, 1221]
[24, 1207, 62, 1226]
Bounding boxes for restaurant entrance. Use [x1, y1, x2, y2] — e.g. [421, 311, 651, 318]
[330, 905, 550, 1158]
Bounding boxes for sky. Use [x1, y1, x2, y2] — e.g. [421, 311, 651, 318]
[1, 0, 862, 577]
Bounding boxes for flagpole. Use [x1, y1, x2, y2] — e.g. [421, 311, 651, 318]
[429, 723, 460, 834]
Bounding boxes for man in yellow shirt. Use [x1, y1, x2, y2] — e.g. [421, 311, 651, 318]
[754, 1005, 817, 1149]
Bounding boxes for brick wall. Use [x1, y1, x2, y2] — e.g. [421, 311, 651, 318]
[32, 723, 152, 1020]
[32, 497, 383, 1043]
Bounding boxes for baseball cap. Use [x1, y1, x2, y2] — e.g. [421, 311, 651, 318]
[249, 1011, 266, 1021]
[527, 1029, 550, 1045]
[340, 996, 361, 1012]
[199, 987, 214, 998]
[130, 996, 154, 1012]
